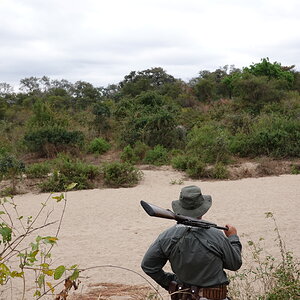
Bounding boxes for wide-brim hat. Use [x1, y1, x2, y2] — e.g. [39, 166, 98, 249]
[172, 185, 212, 218]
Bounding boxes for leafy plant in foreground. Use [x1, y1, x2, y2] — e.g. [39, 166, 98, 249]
[229, 212, 300, 300]
[0, 185, 80, 299]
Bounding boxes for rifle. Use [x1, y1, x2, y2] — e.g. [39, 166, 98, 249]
[140, 200, 228, 230]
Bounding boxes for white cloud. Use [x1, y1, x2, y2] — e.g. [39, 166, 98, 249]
[0, 0, 299, 87]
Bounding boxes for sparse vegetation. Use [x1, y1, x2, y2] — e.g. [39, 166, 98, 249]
[229, 213, 300, 300]
[101, 161, 143, 187]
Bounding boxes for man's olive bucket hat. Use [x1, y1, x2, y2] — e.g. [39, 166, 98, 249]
[172, 185, 212, 218]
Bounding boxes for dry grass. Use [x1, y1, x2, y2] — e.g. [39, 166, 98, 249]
[70, 282, 154, 300]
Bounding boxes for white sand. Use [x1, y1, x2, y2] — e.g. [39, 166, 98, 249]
[2, 170, 300, 299]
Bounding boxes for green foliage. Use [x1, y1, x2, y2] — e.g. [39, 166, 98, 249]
[40, 154, 100, 192]
[118, 91, 179, 148]
[25, 162, 51, 178]
[187, 124, 231, 164]
[194, 78, 217, 101]
[120, 145, 138, 164]
[24, 126, 84, 157]
[230, 114, 300, 157]
[229, 213, 300, 300]
[144, 145, 169, 166]
[245, 58, 294, 84]
[291, 164, 300, 175]
[88, 137, 111, 155]
[210, 162, 229, 179]
[27, 100, 68, 129]
[0, 194, 80, 298]
[132, 141, 150, 161]
[102, 161, 143, 187]
[186, 157, 207, 179]
[171, 154, 189, 171]
[119, 67, 176, 97]
[0, 154, 25, 181]
[0, 154, 25, 194]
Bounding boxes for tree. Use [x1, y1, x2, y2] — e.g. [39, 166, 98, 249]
[244, 58, 294, 86]
[119, 67, 177, 97]
[117, 91, 180, 148]
[72, 81, 103, 109]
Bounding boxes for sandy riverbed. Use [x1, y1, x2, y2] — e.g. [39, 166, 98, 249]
[1, 169, 299, 299]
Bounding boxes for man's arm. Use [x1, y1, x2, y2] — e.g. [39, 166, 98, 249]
[221, 224, 242, 271]
[141, 238, 175, 290]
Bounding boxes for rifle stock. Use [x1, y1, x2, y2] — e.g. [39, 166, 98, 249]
[140, 200, 228, 231]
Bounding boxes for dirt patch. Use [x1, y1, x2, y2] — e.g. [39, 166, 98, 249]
[70, 282, 155, 300]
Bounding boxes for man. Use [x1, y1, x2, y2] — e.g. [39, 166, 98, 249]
[141, 185, 242, 300]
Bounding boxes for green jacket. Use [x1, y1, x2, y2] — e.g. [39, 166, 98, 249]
[141, 224, 242, 290]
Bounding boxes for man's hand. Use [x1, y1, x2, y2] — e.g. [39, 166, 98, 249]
[224, 224, 237, 237]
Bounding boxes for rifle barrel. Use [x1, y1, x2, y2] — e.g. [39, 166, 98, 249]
[140, 200, 228, 230]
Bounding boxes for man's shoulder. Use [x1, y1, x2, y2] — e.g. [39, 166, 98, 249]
[159, 224, 190, 239]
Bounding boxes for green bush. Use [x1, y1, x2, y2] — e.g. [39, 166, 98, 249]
[187, 124, 231, 164]
[132, 141, 150, 161]
[211, 162, 229, 179]
[0, 154, 25, 194]
[230, 114, 300, 157]
[171, 155, 189, 171]
[186, 157, 207, 179]
[24, 126, 84, 157]
[0, 154, 25, 181]
[291, 164, 300, 174]
[25, 162, 51, 179]
[102, 161, 142, 187]
[120, 145, 138, 164]
[88, 137, 111, 155]
[144, 145, 169, 166]
[40, 154, 100, 192]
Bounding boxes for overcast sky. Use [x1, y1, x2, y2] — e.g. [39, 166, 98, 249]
[1, 0, 299, 88]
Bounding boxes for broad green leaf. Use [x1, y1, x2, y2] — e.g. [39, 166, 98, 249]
[37, 274, 45, 288]
[0, 224, 12, 244]
[42, 269, 54, 276]
[39, 263, 49, 268]
[0, 211, 5, 215]
[70, 264, 78, 269]
[54, 265, 65, 280]
[69, 269, 80, 281]
[66, 182, 78, 191]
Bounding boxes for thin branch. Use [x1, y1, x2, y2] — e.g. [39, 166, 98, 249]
[11, 197, 26, 232]
[0, 221, 58, 259]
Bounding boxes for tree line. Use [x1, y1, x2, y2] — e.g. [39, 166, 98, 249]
[0, 58, 300, 192]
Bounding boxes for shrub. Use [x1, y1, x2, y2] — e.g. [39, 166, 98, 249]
[120, 145, 138, 164]
[230, 114, 300, 158]
[186, 157, 207, 179]
[24, 126, 84, 157]
[0, 154, 25, 193]
[25, 162, 51, 178]
[144, 145, 169, 166]
[40, 155, 100, 192]
[102, 161, 143, 187]
[210, 162, 229, 179]
[88, 137, 111, 155]
[291, 164, 300, 174]
[171, 155, 189, 171]
[133, 141, 150, 161]
[229, 212, 300, 300]
[187, 124, 231, 164]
